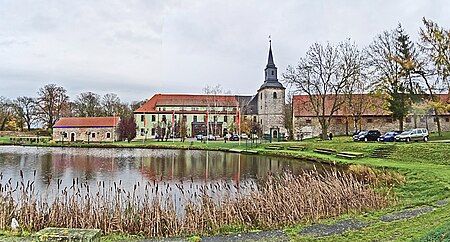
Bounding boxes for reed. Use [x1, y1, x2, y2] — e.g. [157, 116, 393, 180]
[0, 169, 389, 237]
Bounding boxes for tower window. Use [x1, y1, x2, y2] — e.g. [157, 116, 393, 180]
[273, 92, 277, 99]
[271, 70, 274, 75]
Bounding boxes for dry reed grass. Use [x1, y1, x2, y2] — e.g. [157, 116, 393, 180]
[0, 169, 389, 237]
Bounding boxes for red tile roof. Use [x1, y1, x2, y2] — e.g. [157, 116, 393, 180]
[293, 93, 450, 117]
[53, 117, 120, 128]
[134, 94, 240, 113]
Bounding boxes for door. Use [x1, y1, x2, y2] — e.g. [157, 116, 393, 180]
[70, 133, 75, 142]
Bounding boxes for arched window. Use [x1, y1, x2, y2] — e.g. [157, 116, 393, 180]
[273, 92, 277, 99]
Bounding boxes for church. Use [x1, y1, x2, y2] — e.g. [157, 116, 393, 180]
[134, 42, 286, 140]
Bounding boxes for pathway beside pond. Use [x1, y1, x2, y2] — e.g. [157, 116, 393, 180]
[136, 199, 447, 241]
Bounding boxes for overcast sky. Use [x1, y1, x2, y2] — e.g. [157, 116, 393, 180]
[0, 0, 448, 102]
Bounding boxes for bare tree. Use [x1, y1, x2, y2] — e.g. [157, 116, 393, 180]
[283, 41, 363, 140]
[102, 93, 121, 116]
[73, 92, 102, 117]
[367, 29, 414, 131]
[417, 18, 450, 135]
[36, 84, 70, 129]
[13, 96, 37, 131]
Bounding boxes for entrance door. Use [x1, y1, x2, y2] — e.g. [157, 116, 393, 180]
[70, 133, 75, 142]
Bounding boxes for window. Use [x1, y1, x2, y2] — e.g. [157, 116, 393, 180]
[140, 128, 145, 135]
[420, 117, 425, 123]
[193, 115, 198, 122]
[260, 95, 262, 100]
[162, 115, 166, 122]
[367, 118, 373, 123]
[91, 132, 96, 138]
[163, 107, 166, 111]
[306, 119, 312, 124]
[446, 117, 449, 122]
[151, 128, 155, 135]
[273, 92, 277, 99]
[386, 118, 393, 123]
[406, 117, 411, 123]
[214, 116, 218, 122]
[183, 115, 187, 121]
[141, 115, 145, 122]
[271, 70, 274, 75]
[233, 116, 236, 122]
[253, 116, 257, 122]
[106, 132, 111, 139]
[152, 115, 156, 122]
[224, 116, 228, 122]
[434, 117, 438, 122]
[63, 132, 68, 138]
[336, 118, 342, 124]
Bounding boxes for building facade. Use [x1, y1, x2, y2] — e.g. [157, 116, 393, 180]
[134, 42, 286, 140]
[53, 117, 120, 142]
[293, 94, 450, 138]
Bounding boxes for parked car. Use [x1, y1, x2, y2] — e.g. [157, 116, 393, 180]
[207, 134, 217, 141]
[378, 131, 400, 142]
[353, 130, 381, 142]
[196, 135, 204, 141]
[352, 130, 366, 141]
[240, 134, 248, 139]
[230, 134, 240, 141]
[395, 128, 429, 142]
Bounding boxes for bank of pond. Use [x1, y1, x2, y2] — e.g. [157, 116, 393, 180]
[0, 146, 401, 238]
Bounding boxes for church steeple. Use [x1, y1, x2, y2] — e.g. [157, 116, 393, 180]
[266, 40, 276, 69]
[259, 39, 284, 90]
[264, 40, 278, 83]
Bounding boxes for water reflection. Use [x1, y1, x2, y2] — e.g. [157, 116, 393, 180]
[0, 146, 331, 199]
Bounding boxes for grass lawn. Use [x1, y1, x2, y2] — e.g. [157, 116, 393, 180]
[429, 130, 450, 140]
[0, 134, 450, 241]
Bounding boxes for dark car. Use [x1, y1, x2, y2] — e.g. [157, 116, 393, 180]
[352, 130, 367, 142]
[353, 130, 381, 142]
[230, 134, 240, 141]
[378, 131, 400, 142]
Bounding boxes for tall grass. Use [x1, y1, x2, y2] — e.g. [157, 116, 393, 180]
[0, 169, 389, 237]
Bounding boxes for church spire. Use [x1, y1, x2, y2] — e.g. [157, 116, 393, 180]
[259, 38, 284, 90]
[266, 40, 276, 68]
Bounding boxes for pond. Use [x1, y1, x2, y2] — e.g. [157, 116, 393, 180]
[0, 146, 332, 195]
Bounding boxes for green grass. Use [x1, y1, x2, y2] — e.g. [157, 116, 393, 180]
[1, 134, 450, 241]
[430, 131, 450, 141]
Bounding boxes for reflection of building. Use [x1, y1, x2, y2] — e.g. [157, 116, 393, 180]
[134, 42, 286, 139]
[293, 94, 450, 138]
[53, 117, 120, 142]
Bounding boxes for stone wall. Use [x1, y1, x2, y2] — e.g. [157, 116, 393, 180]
[293, 114, 450, 138]
[53, 127, 118, 142]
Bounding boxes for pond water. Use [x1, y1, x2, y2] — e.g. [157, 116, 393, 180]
[0, 145, 333, 201]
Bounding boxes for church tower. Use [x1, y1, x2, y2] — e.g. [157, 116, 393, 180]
[257, 40, 286, 140]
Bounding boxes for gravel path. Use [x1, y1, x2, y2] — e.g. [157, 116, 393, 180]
[434, 200, 448, 207]
[298, 219, 371, 237]
[201, 230, 289, 242]
[380, 206, 433, 222]
[137, 230, 289, 242]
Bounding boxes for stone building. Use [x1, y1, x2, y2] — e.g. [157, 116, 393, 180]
[293, 94, 450, 138]
[134, 42, 286, 140]
[53, 117, 120, 142]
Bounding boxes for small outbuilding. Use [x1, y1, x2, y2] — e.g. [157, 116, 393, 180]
[53, 117, 120, 143]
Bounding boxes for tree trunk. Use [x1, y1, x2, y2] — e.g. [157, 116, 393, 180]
[398, 117, 404, 131]
[434, 108, 442, 136]
[345, 117, 349, 136]
[413, 113, 417, 129]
